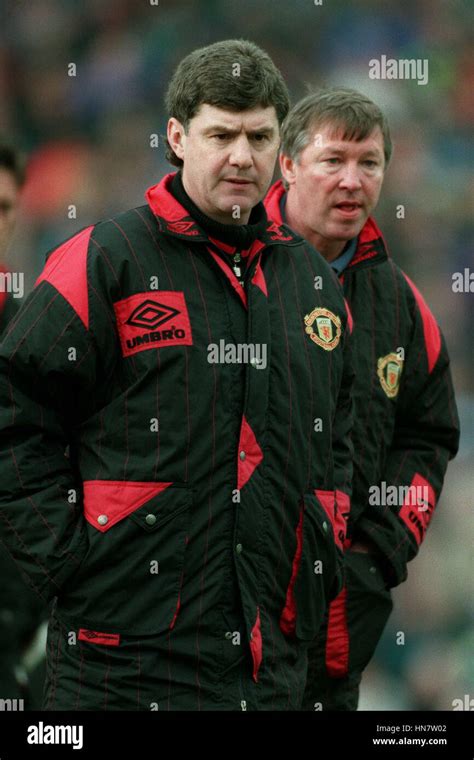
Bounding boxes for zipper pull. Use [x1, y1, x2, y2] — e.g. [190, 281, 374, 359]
[240, 699, 247, 711]
[233, 252, 242, 280]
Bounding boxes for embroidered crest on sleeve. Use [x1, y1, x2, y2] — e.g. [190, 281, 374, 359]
[377, 352, 403, 398]
[304, 307, 342, 351]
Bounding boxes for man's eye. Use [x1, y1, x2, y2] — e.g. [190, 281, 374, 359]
[363, 160, 377, 168]
[213, 134, 231, 141]
[252, 134, 268, 142]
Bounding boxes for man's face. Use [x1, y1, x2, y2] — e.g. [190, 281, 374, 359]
[168, 104, 280, 224]
[281, 124, 385, 251]
[0, 168, 20, 256]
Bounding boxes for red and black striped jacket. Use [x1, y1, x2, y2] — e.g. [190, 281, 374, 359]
[265, 180, 460, 587]
[0, 172, 353, 707]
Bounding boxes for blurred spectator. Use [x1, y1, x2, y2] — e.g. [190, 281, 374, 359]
[0, 142, 48, 709]
[0, 143, 25, 331]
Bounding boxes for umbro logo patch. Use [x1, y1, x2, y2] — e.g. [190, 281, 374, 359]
[165, 220, 199, 236]
[114, 291, 193, 357]
[266, 222, 293, 241]
[78, 628, 120, 646]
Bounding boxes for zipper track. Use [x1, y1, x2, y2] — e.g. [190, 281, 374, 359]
[239, 668, 247, 711]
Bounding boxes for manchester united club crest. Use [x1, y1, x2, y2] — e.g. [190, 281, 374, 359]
[304, 307, 342, 351]
[377, 352, 403, 398]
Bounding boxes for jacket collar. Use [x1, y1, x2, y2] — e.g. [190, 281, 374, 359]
[146, 173, 301, 251]
[264, 179, 389, 270]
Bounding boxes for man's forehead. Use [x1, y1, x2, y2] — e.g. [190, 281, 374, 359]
[309, 123, 384, 152]
[193, 103, 278, 130]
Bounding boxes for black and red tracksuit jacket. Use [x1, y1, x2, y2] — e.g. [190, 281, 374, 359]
[0, 172, 354, 710]
[265, 180, 460, 588]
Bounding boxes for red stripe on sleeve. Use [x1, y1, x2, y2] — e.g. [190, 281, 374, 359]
[402, 272, 441, 373]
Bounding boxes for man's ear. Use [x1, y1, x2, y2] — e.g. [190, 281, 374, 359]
[167, 118, 186, 162]
[279, 153, 297, 186]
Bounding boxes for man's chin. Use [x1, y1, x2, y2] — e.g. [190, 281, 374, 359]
[217, 199, 254, 220]
[331, 219, 365, 240]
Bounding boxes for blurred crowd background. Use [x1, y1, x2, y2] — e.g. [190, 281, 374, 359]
[0, 0, 472, 711]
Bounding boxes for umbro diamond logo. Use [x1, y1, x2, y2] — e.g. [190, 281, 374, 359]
[125, 299, 180, 330]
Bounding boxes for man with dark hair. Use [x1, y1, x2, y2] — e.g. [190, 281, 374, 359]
[265, 88, 460, 710]
[0, 143, 25, 332]
[0, 42, 354, 710]
[164, 38, 290, 169]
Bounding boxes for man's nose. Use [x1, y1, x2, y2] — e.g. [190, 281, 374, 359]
[339, 164, 362, 191]
[228, 136, 253, 168]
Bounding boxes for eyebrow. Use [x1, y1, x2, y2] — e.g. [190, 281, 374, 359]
[203, 124, 276, 136]
[321, 146, 382, 157]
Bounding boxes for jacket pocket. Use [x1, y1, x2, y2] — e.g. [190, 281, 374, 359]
[343, 549, 393, 674]
[56, 481, 191, 636]
[280, 491, 344, 642]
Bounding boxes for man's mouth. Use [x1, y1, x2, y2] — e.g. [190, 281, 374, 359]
[223, 178, 254, 185]
[333, 202, 362, 216]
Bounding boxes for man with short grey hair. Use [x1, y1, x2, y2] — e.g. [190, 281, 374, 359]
[265, 87, 459, 710]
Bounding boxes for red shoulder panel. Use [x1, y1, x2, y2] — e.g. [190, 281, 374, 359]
[35, 225, 93, 329]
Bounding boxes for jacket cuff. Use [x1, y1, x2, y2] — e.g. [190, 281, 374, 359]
[353, 515, 410, 588]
